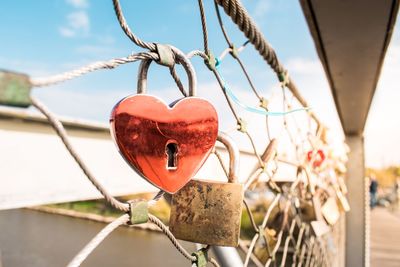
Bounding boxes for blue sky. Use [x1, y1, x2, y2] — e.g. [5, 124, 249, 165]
[0, 0, 399, 168]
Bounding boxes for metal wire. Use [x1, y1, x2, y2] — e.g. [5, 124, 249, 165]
[214, 0, 323, 128]
[67, 214, 130, 267]
[214, 3, 262, 100]
[148, 214, 196, 261]
[30, 52, 158, 87]
[111, 0, 156, 51]
[31, 96, 130, 213]
[198, 0, 210, 56]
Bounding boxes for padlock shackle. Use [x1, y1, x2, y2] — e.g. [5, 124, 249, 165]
[217, 131, 240, 183]
[137, 45, 197, 96]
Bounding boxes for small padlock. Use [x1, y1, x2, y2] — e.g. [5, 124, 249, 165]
[110, 45, 218, 193]
[335, 187, 350, 212]
[299, 192, 324, 222]
[169, 131, 243, 247]
[297, 168, 324, 222]
[310, 220, 330, 237]
[307, 149, 325, 168]
[321, 197, 340, 225]
[254, 227, 278, 264]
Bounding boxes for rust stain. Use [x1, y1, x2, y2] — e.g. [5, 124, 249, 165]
[169, 180, 244, 247]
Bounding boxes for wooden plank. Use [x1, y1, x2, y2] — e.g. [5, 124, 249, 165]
[371, 208, 400, 267]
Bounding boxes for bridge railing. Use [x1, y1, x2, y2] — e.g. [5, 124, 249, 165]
[0, 1, 349, 266]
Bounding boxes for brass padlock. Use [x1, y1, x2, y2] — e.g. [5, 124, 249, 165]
[169, 131, 243, 247]
[299, 193, 324, 222]
[254, 227, 278, 263]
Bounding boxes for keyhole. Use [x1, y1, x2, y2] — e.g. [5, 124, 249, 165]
[166, 142, 178, 170]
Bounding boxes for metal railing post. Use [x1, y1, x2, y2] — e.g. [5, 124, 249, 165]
[345, 134, 369, 267]
[212, 247, 243, 267]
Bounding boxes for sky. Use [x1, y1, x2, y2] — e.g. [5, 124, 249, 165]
[0, 0, 399, 168]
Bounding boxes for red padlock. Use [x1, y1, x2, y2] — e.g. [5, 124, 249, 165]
[110, 47, 218, 193]
[307, 149, 325, 168]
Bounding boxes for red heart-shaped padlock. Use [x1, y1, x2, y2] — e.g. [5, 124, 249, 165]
[110, 94, 218, 193]
[307, 149, 325, 168]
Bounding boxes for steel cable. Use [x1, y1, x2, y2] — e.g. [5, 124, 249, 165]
[66, 214, 130, 267]
[111, 0, 156, 51]
[30, 52, 159, 87]
[31, 96, 130, 212]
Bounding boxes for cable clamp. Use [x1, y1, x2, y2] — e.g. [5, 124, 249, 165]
[259, 97, 269, 110]
[191, 248, 208, 267]
[128, 200, 149, 225]
[237, 118, 248, 133]
[278, 70, 290, 87]
[155, 43, 175, 68]
[0, 70, 32, 107]
[204, 50, 217, 71]
[229, 45, 239, 59]
[261, 164, 269, 174]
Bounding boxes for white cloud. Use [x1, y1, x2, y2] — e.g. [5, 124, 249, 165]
[59, 0, 90, 37]
[67, 11, 90, 32]
[365, 42, 400, 167]
[75, 45, 116, 55]
[284, 40, 400, 168]
[66, 0, 89, 8]
[73, 36, 118, 57]
[59, 11, 90, 38]
[283, 40, 400, 168]
[33, 87, 130, 122]
[59, 27, 76, 37]
[286, 58, 323, 75]
[0, 57, 54, 77]
[283, 57, 342, 134]
[286, 38, 400, 167]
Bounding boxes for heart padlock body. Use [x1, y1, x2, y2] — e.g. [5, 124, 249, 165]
[110, 94, 218, 193]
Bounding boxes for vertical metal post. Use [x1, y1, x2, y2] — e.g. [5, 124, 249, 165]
[212, 247, 243, 267]
[345, 135, 369, 267]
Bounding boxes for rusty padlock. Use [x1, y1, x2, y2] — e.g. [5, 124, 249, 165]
[169, 131, 243, 247]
